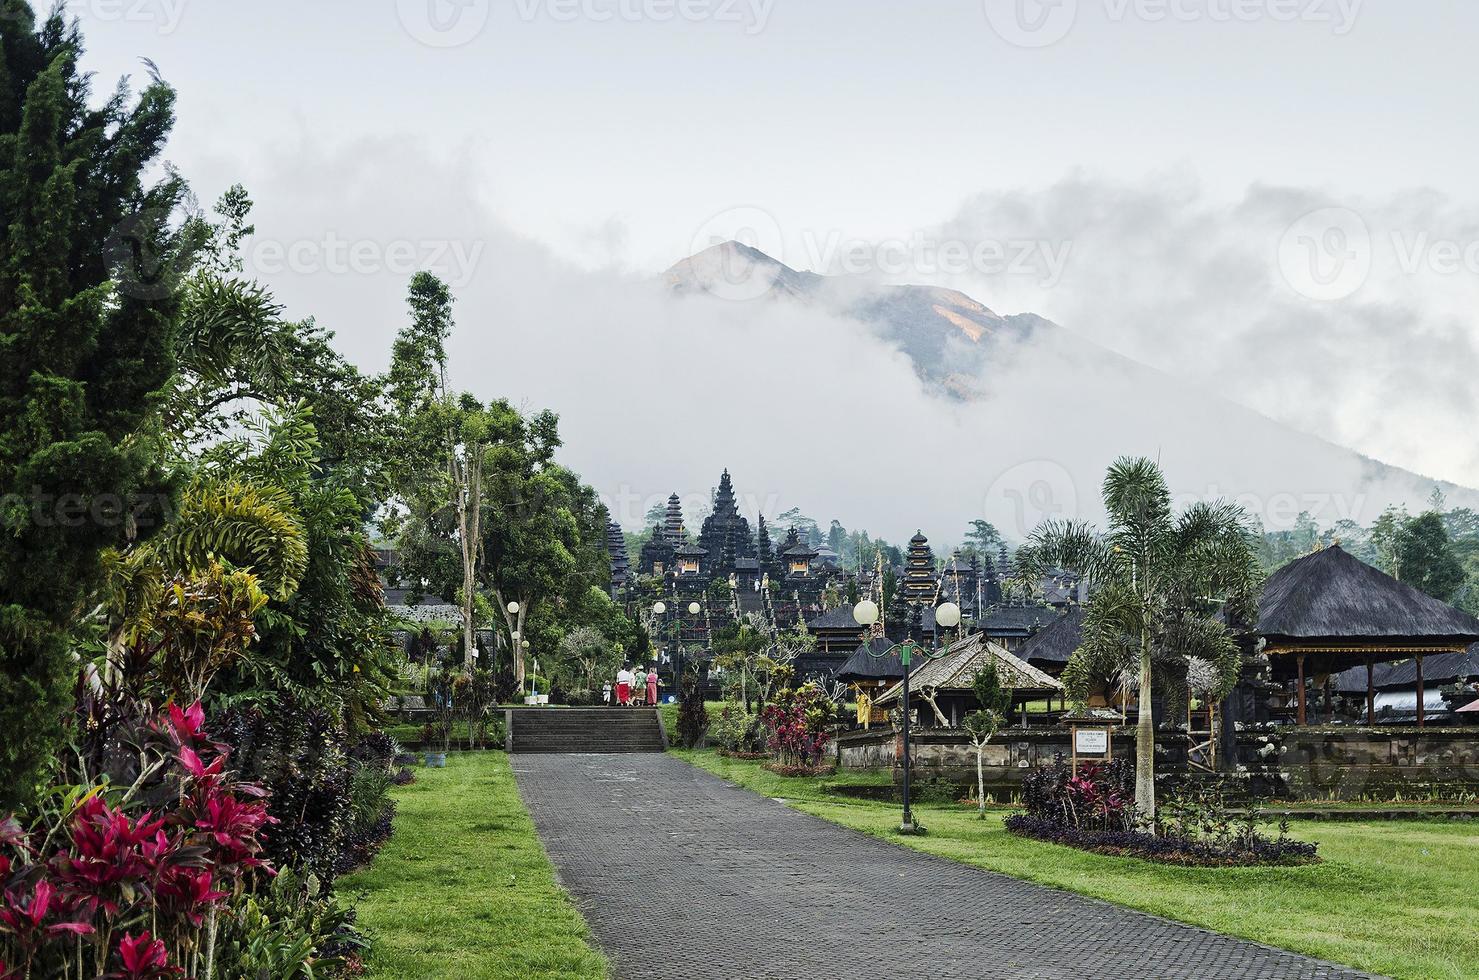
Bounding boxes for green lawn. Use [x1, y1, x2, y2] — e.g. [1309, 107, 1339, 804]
[675, 749, 1479, 980]
[340, 752, 606, 980]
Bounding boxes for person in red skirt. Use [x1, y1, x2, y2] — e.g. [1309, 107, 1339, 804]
[645, 665, 659, 706]
[616, 665, 633, 706]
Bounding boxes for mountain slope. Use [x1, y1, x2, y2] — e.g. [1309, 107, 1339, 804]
[663, 241, 1479, 522]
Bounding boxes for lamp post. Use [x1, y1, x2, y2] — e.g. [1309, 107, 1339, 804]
[684, 600, 702, 703]
[652, 601, 668, 699]
[853, 599, 961, 833]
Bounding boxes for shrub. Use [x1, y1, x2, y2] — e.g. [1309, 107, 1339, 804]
[1019, 755, 1134, 832]
[710, 701, 766, 753]
[760, 683, 833, 768]
[1007, 754, 1318, 865]
[0, 702, 278, 978]
[676, 673, 709, 748]
[217, 701, 353, 881]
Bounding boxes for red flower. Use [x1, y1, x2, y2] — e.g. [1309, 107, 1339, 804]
[164, 702, 207, 747]
[109, 932, 182, 979]
[194, 793, 273, 873]
[155, 867, 227, 928]
[51, 800, 164, 917]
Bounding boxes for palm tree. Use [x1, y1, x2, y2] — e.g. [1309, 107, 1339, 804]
[1015, 457, 1260, 819]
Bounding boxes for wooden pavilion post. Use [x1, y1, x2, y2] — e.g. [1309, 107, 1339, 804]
[1324, 676, 1334, 724]
[1365, 656, 1375, 725]
[1295, 654, 1307, 726]
[1415, 655, 1425, 729]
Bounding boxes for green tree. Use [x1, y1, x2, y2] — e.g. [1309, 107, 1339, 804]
[0, 7, 185, 805]
[1395, 511, 1465, 602]
[963, 660, 1011, 819]
[1016, 457, 1260, 819]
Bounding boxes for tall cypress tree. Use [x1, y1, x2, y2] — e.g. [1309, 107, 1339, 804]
[0, 4, 186, 806]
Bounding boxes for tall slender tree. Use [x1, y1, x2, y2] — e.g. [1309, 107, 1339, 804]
[1016, 457, 1260, 819]
[0, 7, 186, 805]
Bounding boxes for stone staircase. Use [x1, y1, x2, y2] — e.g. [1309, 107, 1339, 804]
[506, 707, 667, 754]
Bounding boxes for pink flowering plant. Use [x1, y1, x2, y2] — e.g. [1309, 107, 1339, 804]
[759, 683, 835, 768]
[0, 702, 274, 979]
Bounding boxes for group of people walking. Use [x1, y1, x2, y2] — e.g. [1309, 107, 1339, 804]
[605, 665, 659, 706]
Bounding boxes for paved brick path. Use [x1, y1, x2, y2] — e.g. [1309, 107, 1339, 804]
[513, 754, 1380, 980]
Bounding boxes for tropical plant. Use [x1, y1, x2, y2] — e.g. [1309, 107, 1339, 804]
[1014, 457, 1261, 819]
[759, 683, 834, 768]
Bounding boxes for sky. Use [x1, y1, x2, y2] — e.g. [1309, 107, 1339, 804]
[70, 0, 1479, 543]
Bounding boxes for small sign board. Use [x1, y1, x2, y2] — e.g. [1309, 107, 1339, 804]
[1070, 725, 1112, 775]
[1074, 729, 1109, 755]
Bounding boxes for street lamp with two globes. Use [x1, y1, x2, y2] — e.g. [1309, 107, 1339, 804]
[852, 598, 961, 833]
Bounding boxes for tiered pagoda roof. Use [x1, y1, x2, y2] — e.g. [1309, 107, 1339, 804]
[605, 520, 630, 593]
[697, 469, 755, 576]
[900, 530, 937, 604]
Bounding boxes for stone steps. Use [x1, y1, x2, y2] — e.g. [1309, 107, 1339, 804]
[508, 708, 667, 754]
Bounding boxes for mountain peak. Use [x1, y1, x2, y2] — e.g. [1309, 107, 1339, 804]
[664, 240, 817, 301]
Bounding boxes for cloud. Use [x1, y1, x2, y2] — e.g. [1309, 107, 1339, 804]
[933, 171, 1479, 491]
[217, 140, 1475, 547]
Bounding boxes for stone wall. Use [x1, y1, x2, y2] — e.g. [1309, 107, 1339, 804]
[836, 725, 1479, 801]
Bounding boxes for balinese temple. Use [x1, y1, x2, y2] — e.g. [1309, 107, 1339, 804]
[900, 531, 938, 604]
[874, 632, 1063, 729]
[696, 470, 756, 576]
[778, 528, 818, 579]
[1251, 544, 1479, 727]
[605, 520, 630, 598]
[638, 524, 674, 575]
[804, 606, 869, 680]
[1014, 605, 1084, 677]
[837, 636, 913, 726]
[975, 605, 1063, 652]
[938, 550, 995, 622]
[663, 493, 685, 545]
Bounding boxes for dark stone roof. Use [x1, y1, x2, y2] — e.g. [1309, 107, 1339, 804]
[1015, 606, 1082, 666]
[978, 604, 1062, 635]
[836, 636, 909, 681]
[673, 543, 709, 558]
[807, 606, 865, 631]
[1258, 546, 1479, 644]
[781, 542, 818, 558]
[734, 557, 760, 570]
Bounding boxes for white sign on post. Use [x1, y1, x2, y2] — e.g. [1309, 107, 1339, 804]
[1074, 728, 1109, 755]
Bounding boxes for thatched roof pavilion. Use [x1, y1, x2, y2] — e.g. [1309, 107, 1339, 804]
[1015, 606, 1085, 674]
[836, 636, 908, 683]
[1256, 545, 1479, 726]
[874, 632, 1062, 727]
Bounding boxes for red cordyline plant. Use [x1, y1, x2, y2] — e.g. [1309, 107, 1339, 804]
[760, 684, 834, 768]
[0, 701, 274, 980]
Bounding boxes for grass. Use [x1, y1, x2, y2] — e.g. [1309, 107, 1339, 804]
[674, 749, 1479, 980]
[340, 751, 606, 980]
